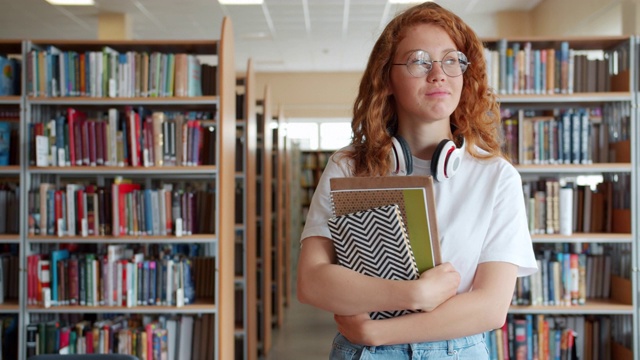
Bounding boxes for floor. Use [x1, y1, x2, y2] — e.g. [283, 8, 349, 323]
[264, 298, 337, 359]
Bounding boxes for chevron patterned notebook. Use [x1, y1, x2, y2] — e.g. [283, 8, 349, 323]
[327, 203, 419, 320]
[330, 176, 441, 274]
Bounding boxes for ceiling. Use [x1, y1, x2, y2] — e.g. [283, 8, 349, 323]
[0, 0, 542, 72]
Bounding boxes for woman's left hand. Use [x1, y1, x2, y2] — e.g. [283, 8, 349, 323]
[334, 313, 377, 346]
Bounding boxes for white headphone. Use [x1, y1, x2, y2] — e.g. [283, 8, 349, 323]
[390, 135, 466, 182]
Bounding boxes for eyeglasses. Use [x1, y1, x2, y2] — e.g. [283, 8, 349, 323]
[392, 50, 470, 78]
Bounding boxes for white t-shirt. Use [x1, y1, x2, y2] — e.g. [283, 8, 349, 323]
[301, 146, 538, 293]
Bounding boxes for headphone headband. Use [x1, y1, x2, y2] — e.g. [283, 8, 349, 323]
[390, 135, 465, 181]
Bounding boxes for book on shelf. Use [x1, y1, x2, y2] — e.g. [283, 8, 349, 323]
[26, 46, 210, 98]
[0, 121, 11, 166]
[328, 203, 419, 320]
[27, 249, 198, 309]
[28, 181, 214, 238]
[0, 55, 21, 96]
[485, 39, 622, 95]
[29, 107, 216, 168]
[25, 313, 202, 357]
[330, 175, 441, 273]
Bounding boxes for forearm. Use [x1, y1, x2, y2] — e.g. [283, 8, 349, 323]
[362, 262, 517, 345]
[371, 287, 507, 344]
[297, 237, 416, 315]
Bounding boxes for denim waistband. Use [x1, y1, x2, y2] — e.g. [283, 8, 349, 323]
[335, 332, 485, 353]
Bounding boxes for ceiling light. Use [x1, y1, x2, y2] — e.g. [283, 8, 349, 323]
[46, 0, 95, 5]
[218, 0, 264, 4]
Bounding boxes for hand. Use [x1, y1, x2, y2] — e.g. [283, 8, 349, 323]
[334, 313, 377, 346]
[413, 262, 460, 312]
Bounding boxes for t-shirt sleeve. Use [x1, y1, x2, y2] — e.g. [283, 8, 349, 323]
[300, 152, 351, 242]
[479, 165, 538, 277]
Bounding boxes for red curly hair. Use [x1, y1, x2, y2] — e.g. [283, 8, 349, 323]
[345, 2, 502, 176]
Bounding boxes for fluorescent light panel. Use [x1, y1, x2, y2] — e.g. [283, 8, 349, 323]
[219, 0, 264, 4]
[46, 0, 95, 5]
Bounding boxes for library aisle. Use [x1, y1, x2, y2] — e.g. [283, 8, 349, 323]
[265, 296, 336, 359]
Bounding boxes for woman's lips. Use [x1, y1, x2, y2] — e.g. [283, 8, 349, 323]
[426, 90, 450, 96]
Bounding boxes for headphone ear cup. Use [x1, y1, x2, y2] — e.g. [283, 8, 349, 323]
[391, 135, 412, 175]
[431, 139, 452, 181]
[432, 138, 466, 182]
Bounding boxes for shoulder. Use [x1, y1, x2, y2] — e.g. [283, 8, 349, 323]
[465, 146, 521, 185]
[323, 146, 355, 177]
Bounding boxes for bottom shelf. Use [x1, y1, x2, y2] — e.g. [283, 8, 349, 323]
[26, 311, 217, 358]
[489, 312, 633, 360]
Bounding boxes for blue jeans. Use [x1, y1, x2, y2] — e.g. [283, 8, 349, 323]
[330, 332, 488, 359]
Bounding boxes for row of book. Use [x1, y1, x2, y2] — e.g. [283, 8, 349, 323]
[0, 56, 20, 96]
[301, 151, 330, 170]
[30, 107, 217, 168]
[522, 179, 626, 235]
[485, 40, 622, 95]
[503, 108, 590, 166]
[26, 313, 215, 360]
[0, 122, 16, 166]
[300, 168, 319, 188]
[0, 112, 19, 166]
[27, 46, 218, 98]
[25, 247, 211, 308]
[0, 253, 18, 304]
[513, 252, 615, 307]
[28, 181, 215, 237]
[299, 187, 314, 206]
[0, 315, 18, 360]
[502, 104, 631, 166]
[486, 314, 630, 360]
[0, 186, 19, 235]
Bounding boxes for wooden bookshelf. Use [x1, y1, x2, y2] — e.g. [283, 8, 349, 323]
[0, 300, 20, 313]
[299, 150, 332, 228]
[234, 58, 258, 360]
[257, 85, 273, 356]
[16, 17, 237, 360]
[486, 35, 638, 358]
[272, 107, 287, 328]
[509, 299, 634, 315]
[0, 39, 24, 360]
[281, 108, 294, 313]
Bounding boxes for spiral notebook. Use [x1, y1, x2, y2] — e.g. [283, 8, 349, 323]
[327, 203, 419, 320]
[329, 176, 441, 273]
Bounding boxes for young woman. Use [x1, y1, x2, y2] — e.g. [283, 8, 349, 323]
[297, 2, 538, 359]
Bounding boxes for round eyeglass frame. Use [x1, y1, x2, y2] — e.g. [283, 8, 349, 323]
[392, 50, 470, 78]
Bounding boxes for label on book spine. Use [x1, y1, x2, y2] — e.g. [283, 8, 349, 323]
[175, 218, 183, 237]
[43, 287, 51, 308]
[81, 219, 88, 237]
[559, 186, 573, 235]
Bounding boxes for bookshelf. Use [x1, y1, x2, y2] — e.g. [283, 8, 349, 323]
[287, 141, 302, 299]
[16, 17, 237, 360]
[0, 39, 23, 360]
[271, 108, 287, 328]
[279, 109, 294, 313]
[484, 35, 637, 359]
[256, 85, 273, 356]
[234, 58, 258, 360]
[300, 150, 332, 226]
